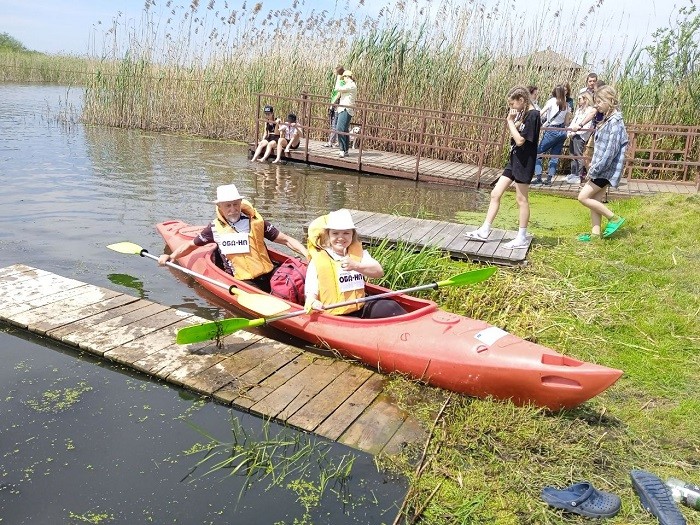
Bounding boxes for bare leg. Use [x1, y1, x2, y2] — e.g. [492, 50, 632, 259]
[259, 140, 276, 162]
[513, 182, 530, 228]
[272, 139, 287, 163]
[484, 176, 513, 225]
[578, 182, 613, 236]
[251, 140, 269, 161]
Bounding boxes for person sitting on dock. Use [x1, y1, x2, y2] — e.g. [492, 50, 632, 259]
[158, 184, 308, 293]
[251, 105, 281, 162]
[304, 209, 406, 318]
[272, 113, 303, 164]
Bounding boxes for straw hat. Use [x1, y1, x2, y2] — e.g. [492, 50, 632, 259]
[341, 70, 353, 78]
[213, 184, 244, 203]
[325, 209, 355, 230]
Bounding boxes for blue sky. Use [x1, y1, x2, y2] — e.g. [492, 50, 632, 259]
[0, 0, 687, 57]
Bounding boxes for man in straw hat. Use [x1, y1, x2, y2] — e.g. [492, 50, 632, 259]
[334, 70, 357, 158]
[159, 184, 307, 292]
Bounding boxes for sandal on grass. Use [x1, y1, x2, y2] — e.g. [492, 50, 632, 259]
[630, 470, 687, 525]
[603, 217, 626, 238]
[577, 233, 599, 242]
[541, 481, 621, 519]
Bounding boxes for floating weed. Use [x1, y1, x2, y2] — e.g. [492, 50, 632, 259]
[25, 381, 92, 413]
[67, 510, 115, 523]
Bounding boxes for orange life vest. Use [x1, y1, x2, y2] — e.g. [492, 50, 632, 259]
[307, 214, 364, 315]
[212, 200, 274, 280]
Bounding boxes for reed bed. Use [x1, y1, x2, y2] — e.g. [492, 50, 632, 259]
[3, 0, 699, 164]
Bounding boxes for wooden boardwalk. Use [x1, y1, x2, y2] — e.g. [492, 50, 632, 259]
[257, 139, 698, 196]
[0, 264, 426, 456]
[306, 209, 531, 266]
[255, 138, 504, 186]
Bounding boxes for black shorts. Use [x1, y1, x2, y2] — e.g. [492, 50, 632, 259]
[591, 178, 610, 188]
[502, 168, 533, 185]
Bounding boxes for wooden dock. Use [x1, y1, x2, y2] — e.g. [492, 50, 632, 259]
[307, 209, 531, 266]
[254, 139, 698, 196]
[0, 264, 426, 456]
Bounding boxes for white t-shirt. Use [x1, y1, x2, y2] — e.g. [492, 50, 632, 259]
[540, 97, 569, 126]
[304, 248, 377, 299]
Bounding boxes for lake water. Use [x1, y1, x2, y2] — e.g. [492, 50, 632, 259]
[0, 83, 482, 523]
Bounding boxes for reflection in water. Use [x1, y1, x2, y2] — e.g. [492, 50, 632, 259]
[107, 273, 147, 298]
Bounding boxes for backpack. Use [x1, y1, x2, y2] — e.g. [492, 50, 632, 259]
[270, 257, 307, 305]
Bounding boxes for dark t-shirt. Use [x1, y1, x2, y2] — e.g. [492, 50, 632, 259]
[505, 109, 541, 180]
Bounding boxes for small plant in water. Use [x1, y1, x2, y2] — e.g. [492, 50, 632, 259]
[183, 416, 355, 518]
[26, 381, 92, 413]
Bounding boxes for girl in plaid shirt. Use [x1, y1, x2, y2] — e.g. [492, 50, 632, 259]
[576, 86, 629, 242]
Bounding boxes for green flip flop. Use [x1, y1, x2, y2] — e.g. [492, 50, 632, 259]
[577, 233, 599, 242]
[603, 217, 626, 238]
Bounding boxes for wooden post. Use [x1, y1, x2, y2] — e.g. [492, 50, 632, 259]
[414, 115, 427, 181]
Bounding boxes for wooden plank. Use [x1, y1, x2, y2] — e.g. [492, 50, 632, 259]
[315, 374, 385, 441]
[476, 229, 508, 258]
[50, 299, 163, 342]
[380, 414, 428, 456]
[185, 339, 288, 396]
[232, 354, 316, 410]
[214, 342, 303, 404]
[66, 306, 193, 356]
[104, 316, 201, 365]
[23, 292, 138, 334]
[356, 213, 401, 237]
[286, 365, 375, 431]
[338, 394, 408, 455]
[248, 359, 352, 421]
[1, 284, 97, 318]
[0, 264, 38, 279]
[0, 271, 84, 311]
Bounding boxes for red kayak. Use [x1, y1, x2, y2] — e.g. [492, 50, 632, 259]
[157, 220, 622, 410]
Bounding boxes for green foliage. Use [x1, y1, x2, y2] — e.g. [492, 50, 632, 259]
[381, 193, 700, 523]
[0, 32, 30, 52]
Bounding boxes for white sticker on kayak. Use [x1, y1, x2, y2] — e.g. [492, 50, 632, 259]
[474, 327, 508, 346]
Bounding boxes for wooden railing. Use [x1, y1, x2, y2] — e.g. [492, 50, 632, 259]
[253, 93, 700, 191]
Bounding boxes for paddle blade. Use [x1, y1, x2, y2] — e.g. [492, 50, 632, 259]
[437, 266, 497, 287]
[232, 292, 291, 317]
[107, 241, 144, 255]
[176, 317, 265, 344]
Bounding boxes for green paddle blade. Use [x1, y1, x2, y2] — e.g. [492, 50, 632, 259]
[437, 266, 497, 287]
[176, 317, 265, 344]
[107, 241, 144, 255]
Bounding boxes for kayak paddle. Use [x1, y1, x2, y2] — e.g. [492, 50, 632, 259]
[107, 241, 291, 317]
[175, 266, 497, 344]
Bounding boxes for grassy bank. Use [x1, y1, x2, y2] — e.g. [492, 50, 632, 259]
[371, 192, 699, 524]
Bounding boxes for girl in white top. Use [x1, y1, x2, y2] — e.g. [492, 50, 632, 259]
[565, 91, 596, 184]
[533, 84, 570, 185]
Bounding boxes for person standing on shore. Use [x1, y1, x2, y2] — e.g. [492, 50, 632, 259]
[576, 86, 628, 242]
[323, 65, 345, 148]
[335, 70, 357, 158]
[464, 86, 540, 249]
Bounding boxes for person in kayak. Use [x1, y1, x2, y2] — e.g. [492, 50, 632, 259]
[157, 184, 308, 292]
[304, 209, 406, 318]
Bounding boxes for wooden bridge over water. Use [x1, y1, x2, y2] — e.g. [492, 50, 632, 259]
[0, 264, 427, 457]
[252, 93, 700, 196]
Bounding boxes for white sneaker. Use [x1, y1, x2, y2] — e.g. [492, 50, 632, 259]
[338, 151, 348, 158]
[464, 229, 489, 241]
[503, 237, 529, 249]
[565, 174, 580, 184]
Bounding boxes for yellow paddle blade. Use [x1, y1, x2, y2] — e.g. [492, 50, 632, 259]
[107, 242, 144, 255]
[232, 290, 291, 317]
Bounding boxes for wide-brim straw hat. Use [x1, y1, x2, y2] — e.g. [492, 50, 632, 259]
[325, 209, 355, 230]
[213, 184, 244, 203]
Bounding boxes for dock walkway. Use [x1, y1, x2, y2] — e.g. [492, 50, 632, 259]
[0, 264, 426, 456]
[308, 209, 531, 266]
[257, 139, 699, 197]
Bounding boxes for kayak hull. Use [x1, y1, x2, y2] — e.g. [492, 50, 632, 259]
[157, 220, 622, 410]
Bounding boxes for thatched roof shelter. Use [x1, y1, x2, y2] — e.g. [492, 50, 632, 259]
[512, 48, 583, 77]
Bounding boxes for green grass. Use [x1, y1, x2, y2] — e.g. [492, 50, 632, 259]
[373, 193, 700, 524]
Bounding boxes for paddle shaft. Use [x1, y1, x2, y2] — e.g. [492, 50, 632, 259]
[139, 249, 236, 295]
[255, 279, 445, 327]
